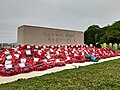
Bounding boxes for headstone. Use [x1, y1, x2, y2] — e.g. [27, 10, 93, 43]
[113, 43, 118, 49]
[90, 44, 93, 47]
[109, 43, 112, 49]
[103, 43, 107, 48]
[118, 43, 120, 50]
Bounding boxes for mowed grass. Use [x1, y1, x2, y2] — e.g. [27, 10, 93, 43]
[1, 59, 120, 90]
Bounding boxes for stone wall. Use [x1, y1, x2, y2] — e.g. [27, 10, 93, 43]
[17, 25, 84, 45]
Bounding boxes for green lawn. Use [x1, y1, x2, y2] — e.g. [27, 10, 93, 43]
[114, 49, 120, 52]
[1, 59, 120, 90]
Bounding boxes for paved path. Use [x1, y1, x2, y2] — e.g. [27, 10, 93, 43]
[0, 56, 120, 84]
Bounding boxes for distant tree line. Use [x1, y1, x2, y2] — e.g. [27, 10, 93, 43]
[84, 20, 120, 47]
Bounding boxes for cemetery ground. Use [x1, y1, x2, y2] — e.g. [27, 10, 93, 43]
[0, 58, 120, 90]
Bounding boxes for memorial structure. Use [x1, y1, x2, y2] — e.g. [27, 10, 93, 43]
[17, 25, 84, 45]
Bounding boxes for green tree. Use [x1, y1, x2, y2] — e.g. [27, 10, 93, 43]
[99, 21, 120, 44]
[84, 25, 100, 45]
[84, 20, 120, 45]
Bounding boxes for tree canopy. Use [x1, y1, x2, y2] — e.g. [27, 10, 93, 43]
[84, 20, 120, 45]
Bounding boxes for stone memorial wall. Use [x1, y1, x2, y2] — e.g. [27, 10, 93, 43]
[17, 25, 84, 45]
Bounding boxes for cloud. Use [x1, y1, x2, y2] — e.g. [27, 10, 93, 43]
[0, 0, 120, 43]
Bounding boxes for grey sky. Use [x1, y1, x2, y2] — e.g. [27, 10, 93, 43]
[0, 0, 120, 43]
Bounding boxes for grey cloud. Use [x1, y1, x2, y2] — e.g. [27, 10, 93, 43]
[0, 0, 120, 43]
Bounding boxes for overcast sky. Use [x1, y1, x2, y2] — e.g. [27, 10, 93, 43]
[0, 0, 120, 43]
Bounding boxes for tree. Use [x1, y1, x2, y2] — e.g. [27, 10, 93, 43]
[84, 25, 100, 45]
[99, 21, 120, 44]
[84, 20, 120, 45]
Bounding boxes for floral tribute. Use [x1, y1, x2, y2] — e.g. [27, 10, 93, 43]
[0, 44, 120, 76]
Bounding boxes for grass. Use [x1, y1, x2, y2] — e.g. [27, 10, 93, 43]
[1, 59, 120, 90]
[114, 49, 120, 52]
